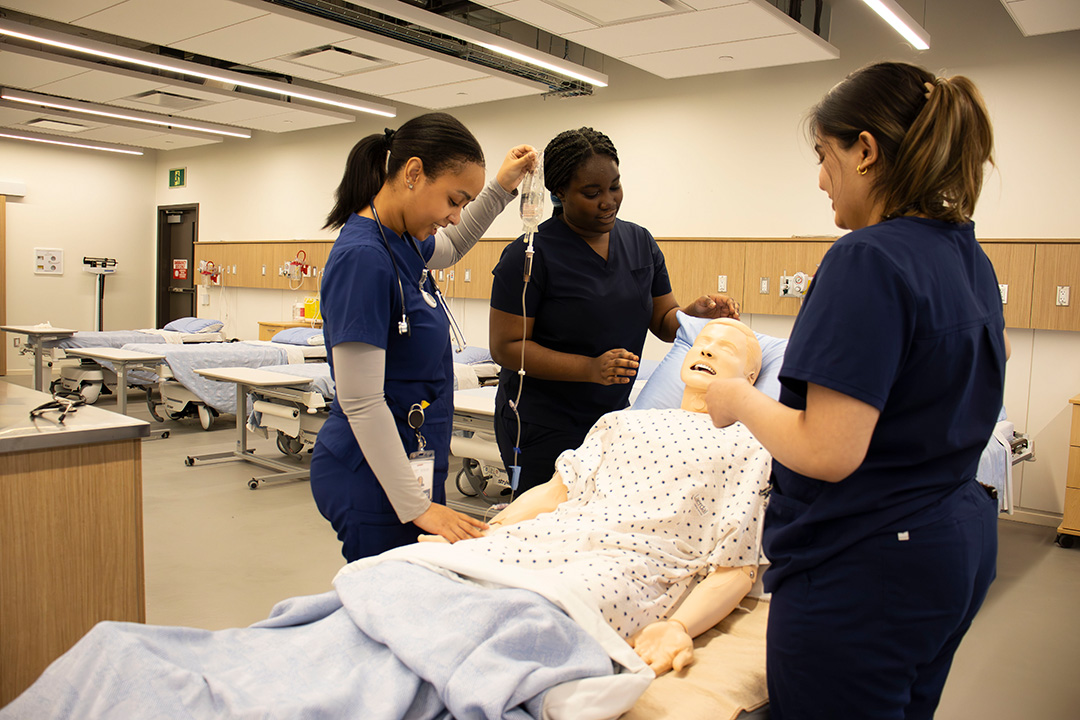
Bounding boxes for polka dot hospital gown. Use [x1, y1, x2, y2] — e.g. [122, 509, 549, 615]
[457, 408, 771, 640]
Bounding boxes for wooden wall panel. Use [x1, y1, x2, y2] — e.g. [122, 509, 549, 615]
[742, 241, 833, 316]
[1032, 243, 1080, 331]
[981, 243, 1035, 329]
[658, 240, 746, 308]
[194, 241, 333, 291]
[450, 239, 511, 300]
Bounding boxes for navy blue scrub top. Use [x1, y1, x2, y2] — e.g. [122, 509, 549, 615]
[490, 215, 671, 434]
[763, 217, 1006, 592]
[317, 213, 453, 470]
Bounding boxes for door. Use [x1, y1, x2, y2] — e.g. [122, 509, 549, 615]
[156, 204, 199, 329]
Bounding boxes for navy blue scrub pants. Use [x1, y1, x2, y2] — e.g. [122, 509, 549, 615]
[765, 480, 997, 720]
[493, 403, 588, 495]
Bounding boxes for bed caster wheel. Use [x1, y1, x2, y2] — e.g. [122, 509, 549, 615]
[50, 379, 63, 395]
[1056, 533, 1075, 548]
[455, 468, 478, 497]
[79, 382, 102, 404]
[248, 479, 259, 490]
[146, 389, 165, 422]
[276, 431, 304, 456]
[160, 431, 170, 439]
[184, 456, 195, 467]
[197, 405, 213, 431]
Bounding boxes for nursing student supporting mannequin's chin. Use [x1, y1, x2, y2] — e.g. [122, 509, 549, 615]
[423, 318, 765, 676]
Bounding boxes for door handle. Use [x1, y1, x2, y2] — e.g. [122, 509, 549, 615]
[168, 287, 195, 293]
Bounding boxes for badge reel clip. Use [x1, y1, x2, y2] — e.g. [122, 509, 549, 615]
[408, 401, 435, 500]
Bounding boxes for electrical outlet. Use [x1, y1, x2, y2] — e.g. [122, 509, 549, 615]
[1057, 286, 1071, 307]
[999, 284, 1008, 305]
[262, 265, 266, 276]
[13, 337, 20, 347]
[717, 275, 727, 293]
[464, 269, 472, 282]
[759, 277, 769, 294]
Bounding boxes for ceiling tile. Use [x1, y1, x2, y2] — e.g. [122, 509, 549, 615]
[1003, 0, 1080, 35]
[136, 133, 222, 150]
[491, 1, 599, 34]
[566, 3, 789, 57]
[0, 49, 85, 89]
[624, 32, 838, 79]
[289, 48, 383, 74]
[250, 58, 342, 83]
[168, 13, 355, 65]
[330, 36, 429, 66]
[240, 108, 355, 133]
[548, 0, 677, 25]
[387, 75, 544, 108]
[75, 0, 268, 46]
[0, 0, 119, 23]
[34, 70, 168, 104]
[325, 59, 487, 96]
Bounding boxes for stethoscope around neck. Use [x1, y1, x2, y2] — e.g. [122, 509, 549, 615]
[369, 202, 468, 352]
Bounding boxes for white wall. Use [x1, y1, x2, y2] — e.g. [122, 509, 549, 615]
[2, 0, 1077, 522]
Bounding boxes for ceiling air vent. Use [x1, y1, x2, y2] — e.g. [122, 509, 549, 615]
[25, 118, 88, 132]
[125, 90, 210, 111]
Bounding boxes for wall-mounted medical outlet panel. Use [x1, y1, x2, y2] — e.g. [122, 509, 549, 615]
[1057, 286, 1071, 307]
[717, 275, 728, 293]
[779, 272, 812, 299]
[34, 248, 63, 275]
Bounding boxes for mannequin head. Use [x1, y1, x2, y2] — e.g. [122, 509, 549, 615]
[680, 319, 761, 413]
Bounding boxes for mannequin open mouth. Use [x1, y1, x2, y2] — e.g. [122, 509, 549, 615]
[690, 363, 716, 375]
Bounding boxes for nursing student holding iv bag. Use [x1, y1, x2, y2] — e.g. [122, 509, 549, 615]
[312, 112, 537, 562]
[705, 63, 1007, 719]
[489, 127, 740, 494]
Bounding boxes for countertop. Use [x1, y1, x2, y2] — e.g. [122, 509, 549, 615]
[0, 382, 149, 454]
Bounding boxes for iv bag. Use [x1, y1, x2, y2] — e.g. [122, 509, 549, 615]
[519, 151, 545, 234]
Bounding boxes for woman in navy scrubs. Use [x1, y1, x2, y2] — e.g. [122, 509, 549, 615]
[489, 127, 739, 495]
[705, 63, 1007, 719]
[312, 112, 536, 562]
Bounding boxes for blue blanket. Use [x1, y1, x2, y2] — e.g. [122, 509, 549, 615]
[1, 561, 621, 720]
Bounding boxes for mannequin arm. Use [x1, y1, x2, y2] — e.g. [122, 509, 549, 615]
[487, 473, 569, 530]
[630, 565, 756, 675]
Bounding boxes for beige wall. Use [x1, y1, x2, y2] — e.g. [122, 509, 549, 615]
[2, 0, 1078, 522]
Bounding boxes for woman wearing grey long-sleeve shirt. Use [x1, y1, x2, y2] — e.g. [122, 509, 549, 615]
[312, 112, 536, 561]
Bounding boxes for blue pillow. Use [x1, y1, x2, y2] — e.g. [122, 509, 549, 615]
[632, 312, 788, 410]
[163, 317, 223, 333]
[453, 345, 494, 365]
[272, 327, 325, 346]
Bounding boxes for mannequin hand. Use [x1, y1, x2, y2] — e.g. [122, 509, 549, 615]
[496, 145, 539, 193]
[413, 503, 488, 543]
[685, 293, 740, 320]
[630, 620, 695, 676]
[705, 377, 751, 428]
[591, 349, 639, 385]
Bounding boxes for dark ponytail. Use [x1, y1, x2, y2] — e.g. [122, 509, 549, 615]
[324, 112, 485, 230]
[542, 127, 619, 216]
[808, 62, 994, 224]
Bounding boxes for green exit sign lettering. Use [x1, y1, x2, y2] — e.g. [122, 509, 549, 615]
[168, 168, 186, 188]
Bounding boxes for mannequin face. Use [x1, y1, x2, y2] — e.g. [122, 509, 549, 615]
[680, 320, 760, 397]
[557, 154, 622, 239]
[403, 159, 486, 239]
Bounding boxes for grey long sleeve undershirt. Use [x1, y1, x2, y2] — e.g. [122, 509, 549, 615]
[333, 179, 517, 524]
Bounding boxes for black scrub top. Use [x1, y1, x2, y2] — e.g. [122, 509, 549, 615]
[490, 215, 671, 434]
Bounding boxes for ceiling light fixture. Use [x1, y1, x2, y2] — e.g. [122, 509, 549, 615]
[0, 18, 396, 118]
[0, 128, 144, 155]
[475, 42, 609, 88]
[1, 88, 252, 138]
[860, 0, 931, 50]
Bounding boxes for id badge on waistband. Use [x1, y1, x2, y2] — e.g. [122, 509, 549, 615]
[409, 450, 435, 500]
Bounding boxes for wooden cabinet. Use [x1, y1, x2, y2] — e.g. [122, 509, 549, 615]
[1058, 395, 1080, 545]
[1032, 244, 1080, 332]
[981, 242, 1035, 329]
[258, 320, 322, 341]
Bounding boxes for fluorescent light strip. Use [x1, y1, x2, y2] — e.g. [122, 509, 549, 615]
[861, 0, 931, 50]
[476, 42, 608, 87]
[0, 20, 395, 118]
[0, 130, 143, 155]
[1, 90, 251, 138]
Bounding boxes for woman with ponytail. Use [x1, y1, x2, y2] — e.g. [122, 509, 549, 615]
[704, 63, 1007, 718]
[312, 112, 536, 561]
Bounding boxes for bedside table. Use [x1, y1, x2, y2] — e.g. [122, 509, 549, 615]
[258, 320, 322, 342]
[1056, 394, 1080, 548]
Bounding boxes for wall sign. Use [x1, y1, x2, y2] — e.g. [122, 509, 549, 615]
[172, 259, 188, 280]
[168, 167, 186, 188]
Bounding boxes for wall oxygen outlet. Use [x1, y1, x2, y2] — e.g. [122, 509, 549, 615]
[1057, 286, 1071, 307]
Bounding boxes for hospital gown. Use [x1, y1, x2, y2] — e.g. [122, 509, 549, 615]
[454, 408, 771, 639]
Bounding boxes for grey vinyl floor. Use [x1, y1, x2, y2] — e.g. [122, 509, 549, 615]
[9, 376, 1080, 717]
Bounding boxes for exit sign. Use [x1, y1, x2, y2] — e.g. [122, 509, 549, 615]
[168, 167, 186, 188]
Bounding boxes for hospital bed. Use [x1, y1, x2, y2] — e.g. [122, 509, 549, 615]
[111, 340, 325, 430]
[5, 319, 225, 403]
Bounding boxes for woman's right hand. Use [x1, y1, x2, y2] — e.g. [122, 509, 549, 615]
[412, 503, 488, 543]
[591, 349, 639, 385]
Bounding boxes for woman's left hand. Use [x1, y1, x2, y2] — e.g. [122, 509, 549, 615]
[705, 377, 750, 428]
[685, 294, 740, 320]
[496, 144, 539, 193]
[630, 620, 695, 676]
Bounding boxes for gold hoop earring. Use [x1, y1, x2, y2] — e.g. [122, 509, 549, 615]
[857, 164, 868, 176]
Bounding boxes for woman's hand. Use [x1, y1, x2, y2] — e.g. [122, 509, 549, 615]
[705, 377, 752, 428]
[495, 144, 539, 193]
[591, 349, 639, 385]
[685, 293, 741, 320]
[412, 504, 488, 543]
[630, 620, 695, 676]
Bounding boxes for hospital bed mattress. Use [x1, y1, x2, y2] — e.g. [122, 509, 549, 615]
[40, 329, 225, 349]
